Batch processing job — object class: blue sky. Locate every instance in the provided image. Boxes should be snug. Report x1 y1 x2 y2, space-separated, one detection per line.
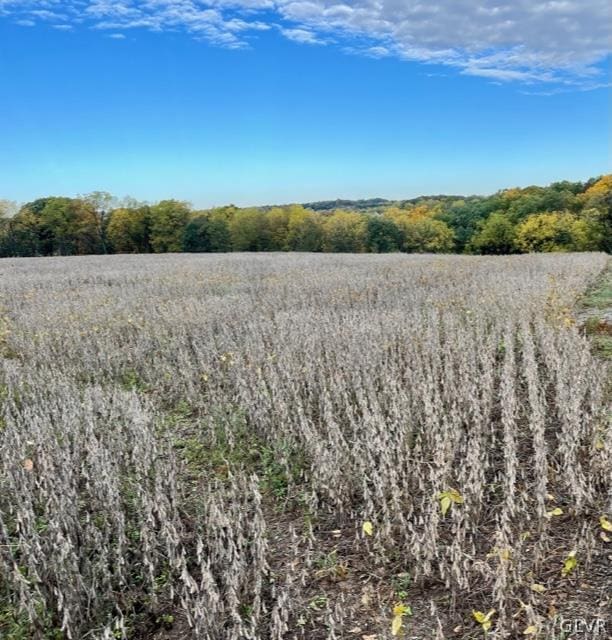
0 1 610 208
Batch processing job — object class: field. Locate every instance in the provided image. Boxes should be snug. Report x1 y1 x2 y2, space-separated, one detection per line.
0 252 610 640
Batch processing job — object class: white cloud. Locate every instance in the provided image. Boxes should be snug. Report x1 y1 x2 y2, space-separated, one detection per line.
280 26 323 44
28 9 67 21
363 46 390 58
0 1 610 87
274 1 611 86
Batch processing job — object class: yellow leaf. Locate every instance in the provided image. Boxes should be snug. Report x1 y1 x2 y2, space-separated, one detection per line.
530 583 546 593
473 609 494 623
439 488 464 516
393 603 409 617
546 507 564 517
362 521 373 536
594 438 604 450
561 552 577 576
448 488 464 504
600 516 612 532
391 614 403 636
600 532 611 543
524 625 538 635
473 609 495 631
439 495 452 516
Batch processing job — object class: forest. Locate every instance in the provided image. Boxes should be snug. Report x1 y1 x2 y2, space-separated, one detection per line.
0 174 610 258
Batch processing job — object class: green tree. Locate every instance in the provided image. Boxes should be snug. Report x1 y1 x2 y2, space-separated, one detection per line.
364 216 402 252
107 206 151 253
149 200 191 253
286 206 324 251
182 214 231 252
580 175 612 252
435 197 499 252
207 210 233 252
81 191 117 253
228 208 270 251
0 201 22 256
8 197 102 256
501 186 579 222
470 213 517 254
403 217 455 253
386 207 455 253
322 211 366 252
265 207 290 251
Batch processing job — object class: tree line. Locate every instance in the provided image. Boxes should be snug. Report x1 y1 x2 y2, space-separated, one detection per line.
0 175 610 258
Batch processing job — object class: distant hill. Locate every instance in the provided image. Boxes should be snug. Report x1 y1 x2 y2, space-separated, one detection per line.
300 194 475 214
302 198 391 212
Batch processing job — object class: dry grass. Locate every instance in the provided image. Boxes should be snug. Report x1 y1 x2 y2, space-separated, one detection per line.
0 252 610 639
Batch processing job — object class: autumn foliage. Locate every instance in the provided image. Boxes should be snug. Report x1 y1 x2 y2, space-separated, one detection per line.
0 175 610 257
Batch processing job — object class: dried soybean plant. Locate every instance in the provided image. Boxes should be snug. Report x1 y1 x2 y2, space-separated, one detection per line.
0 252 609 639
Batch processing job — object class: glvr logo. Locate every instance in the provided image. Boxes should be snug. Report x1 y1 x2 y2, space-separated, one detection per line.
557 618 607 636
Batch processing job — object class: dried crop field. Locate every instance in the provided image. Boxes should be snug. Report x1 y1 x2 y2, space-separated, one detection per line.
0 252 610 640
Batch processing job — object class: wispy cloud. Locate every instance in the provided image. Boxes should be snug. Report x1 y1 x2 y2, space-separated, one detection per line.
2 1 610 88
280 27 324 45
